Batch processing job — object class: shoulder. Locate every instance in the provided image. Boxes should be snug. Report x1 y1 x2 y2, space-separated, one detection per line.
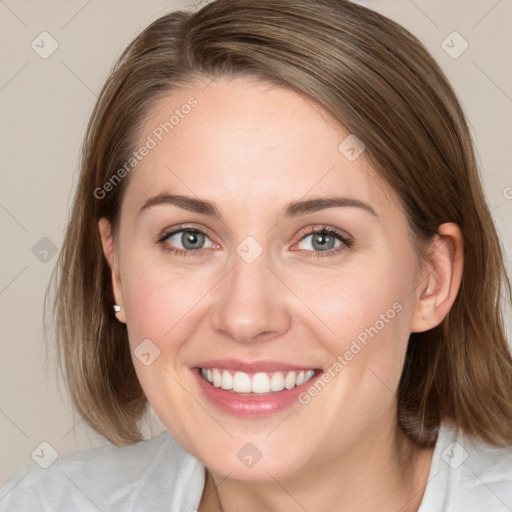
0 430 205 512
420 421 512 511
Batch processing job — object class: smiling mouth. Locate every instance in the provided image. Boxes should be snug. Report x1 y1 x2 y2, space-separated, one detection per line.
198 368 318 394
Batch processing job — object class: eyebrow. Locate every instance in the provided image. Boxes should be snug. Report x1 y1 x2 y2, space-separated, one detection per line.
138 193 378 218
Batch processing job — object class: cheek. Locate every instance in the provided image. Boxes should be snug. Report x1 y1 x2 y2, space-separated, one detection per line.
120 259 211 349
119 262 207 420
293 257 416 398
298 263 412 347
286 270 414 453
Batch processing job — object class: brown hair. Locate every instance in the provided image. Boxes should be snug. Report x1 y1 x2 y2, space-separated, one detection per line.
47 0 512 447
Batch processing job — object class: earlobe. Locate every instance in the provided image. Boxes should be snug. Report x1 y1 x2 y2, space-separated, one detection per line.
410 223 464 333
98 218 126 323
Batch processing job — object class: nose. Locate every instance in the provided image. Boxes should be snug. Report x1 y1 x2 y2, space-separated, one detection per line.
210 248 292 344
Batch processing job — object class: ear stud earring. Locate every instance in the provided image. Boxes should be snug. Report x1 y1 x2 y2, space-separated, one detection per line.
113 304 122 313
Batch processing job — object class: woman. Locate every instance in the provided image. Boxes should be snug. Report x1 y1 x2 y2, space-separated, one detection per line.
1 0 511 510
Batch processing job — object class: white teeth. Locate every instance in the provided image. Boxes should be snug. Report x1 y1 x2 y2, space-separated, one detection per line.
212 368 222 387
201 368 316 394
284 371 296 390
251 372 270 393
233 371 252 393
220 370 233 390
270 372 285 392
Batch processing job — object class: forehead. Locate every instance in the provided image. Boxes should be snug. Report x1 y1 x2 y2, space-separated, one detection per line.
122 77 400 219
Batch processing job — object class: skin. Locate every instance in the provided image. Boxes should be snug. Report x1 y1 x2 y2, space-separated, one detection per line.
99 77 463 511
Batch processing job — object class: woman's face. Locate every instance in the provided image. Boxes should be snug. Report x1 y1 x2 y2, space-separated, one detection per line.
104 77 427 480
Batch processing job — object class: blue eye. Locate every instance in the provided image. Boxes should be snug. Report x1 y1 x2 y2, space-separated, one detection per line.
159 228 216 257
158 225 352 259
296 227 352 258
168 230 209 250
299 231 339 251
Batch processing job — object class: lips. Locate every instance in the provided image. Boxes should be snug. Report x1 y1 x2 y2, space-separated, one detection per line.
192 359 322 417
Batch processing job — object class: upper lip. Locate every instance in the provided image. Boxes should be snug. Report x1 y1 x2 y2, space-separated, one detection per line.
194 359 319 373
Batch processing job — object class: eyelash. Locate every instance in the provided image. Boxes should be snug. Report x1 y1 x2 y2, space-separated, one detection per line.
157 225 353 259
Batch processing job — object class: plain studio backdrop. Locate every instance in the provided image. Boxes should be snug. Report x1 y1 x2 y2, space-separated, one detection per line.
0 0 511 486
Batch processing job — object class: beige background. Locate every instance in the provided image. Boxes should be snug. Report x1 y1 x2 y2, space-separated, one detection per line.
0 0 511 486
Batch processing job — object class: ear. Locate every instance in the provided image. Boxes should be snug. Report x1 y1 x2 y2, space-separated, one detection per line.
98 218 126 323
410 222 464 333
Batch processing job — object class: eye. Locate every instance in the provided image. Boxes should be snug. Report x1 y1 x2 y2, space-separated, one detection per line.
157 225 352 258
158 227 216 256
295 226 352 257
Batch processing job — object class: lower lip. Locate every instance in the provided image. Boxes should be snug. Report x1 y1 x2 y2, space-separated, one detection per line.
193 369 321 417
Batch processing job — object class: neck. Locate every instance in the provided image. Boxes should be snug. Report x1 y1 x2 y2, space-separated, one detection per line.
199 422 434 512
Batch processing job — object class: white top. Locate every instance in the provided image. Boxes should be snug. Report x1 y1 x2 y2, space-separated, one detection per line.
1 421 511 511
